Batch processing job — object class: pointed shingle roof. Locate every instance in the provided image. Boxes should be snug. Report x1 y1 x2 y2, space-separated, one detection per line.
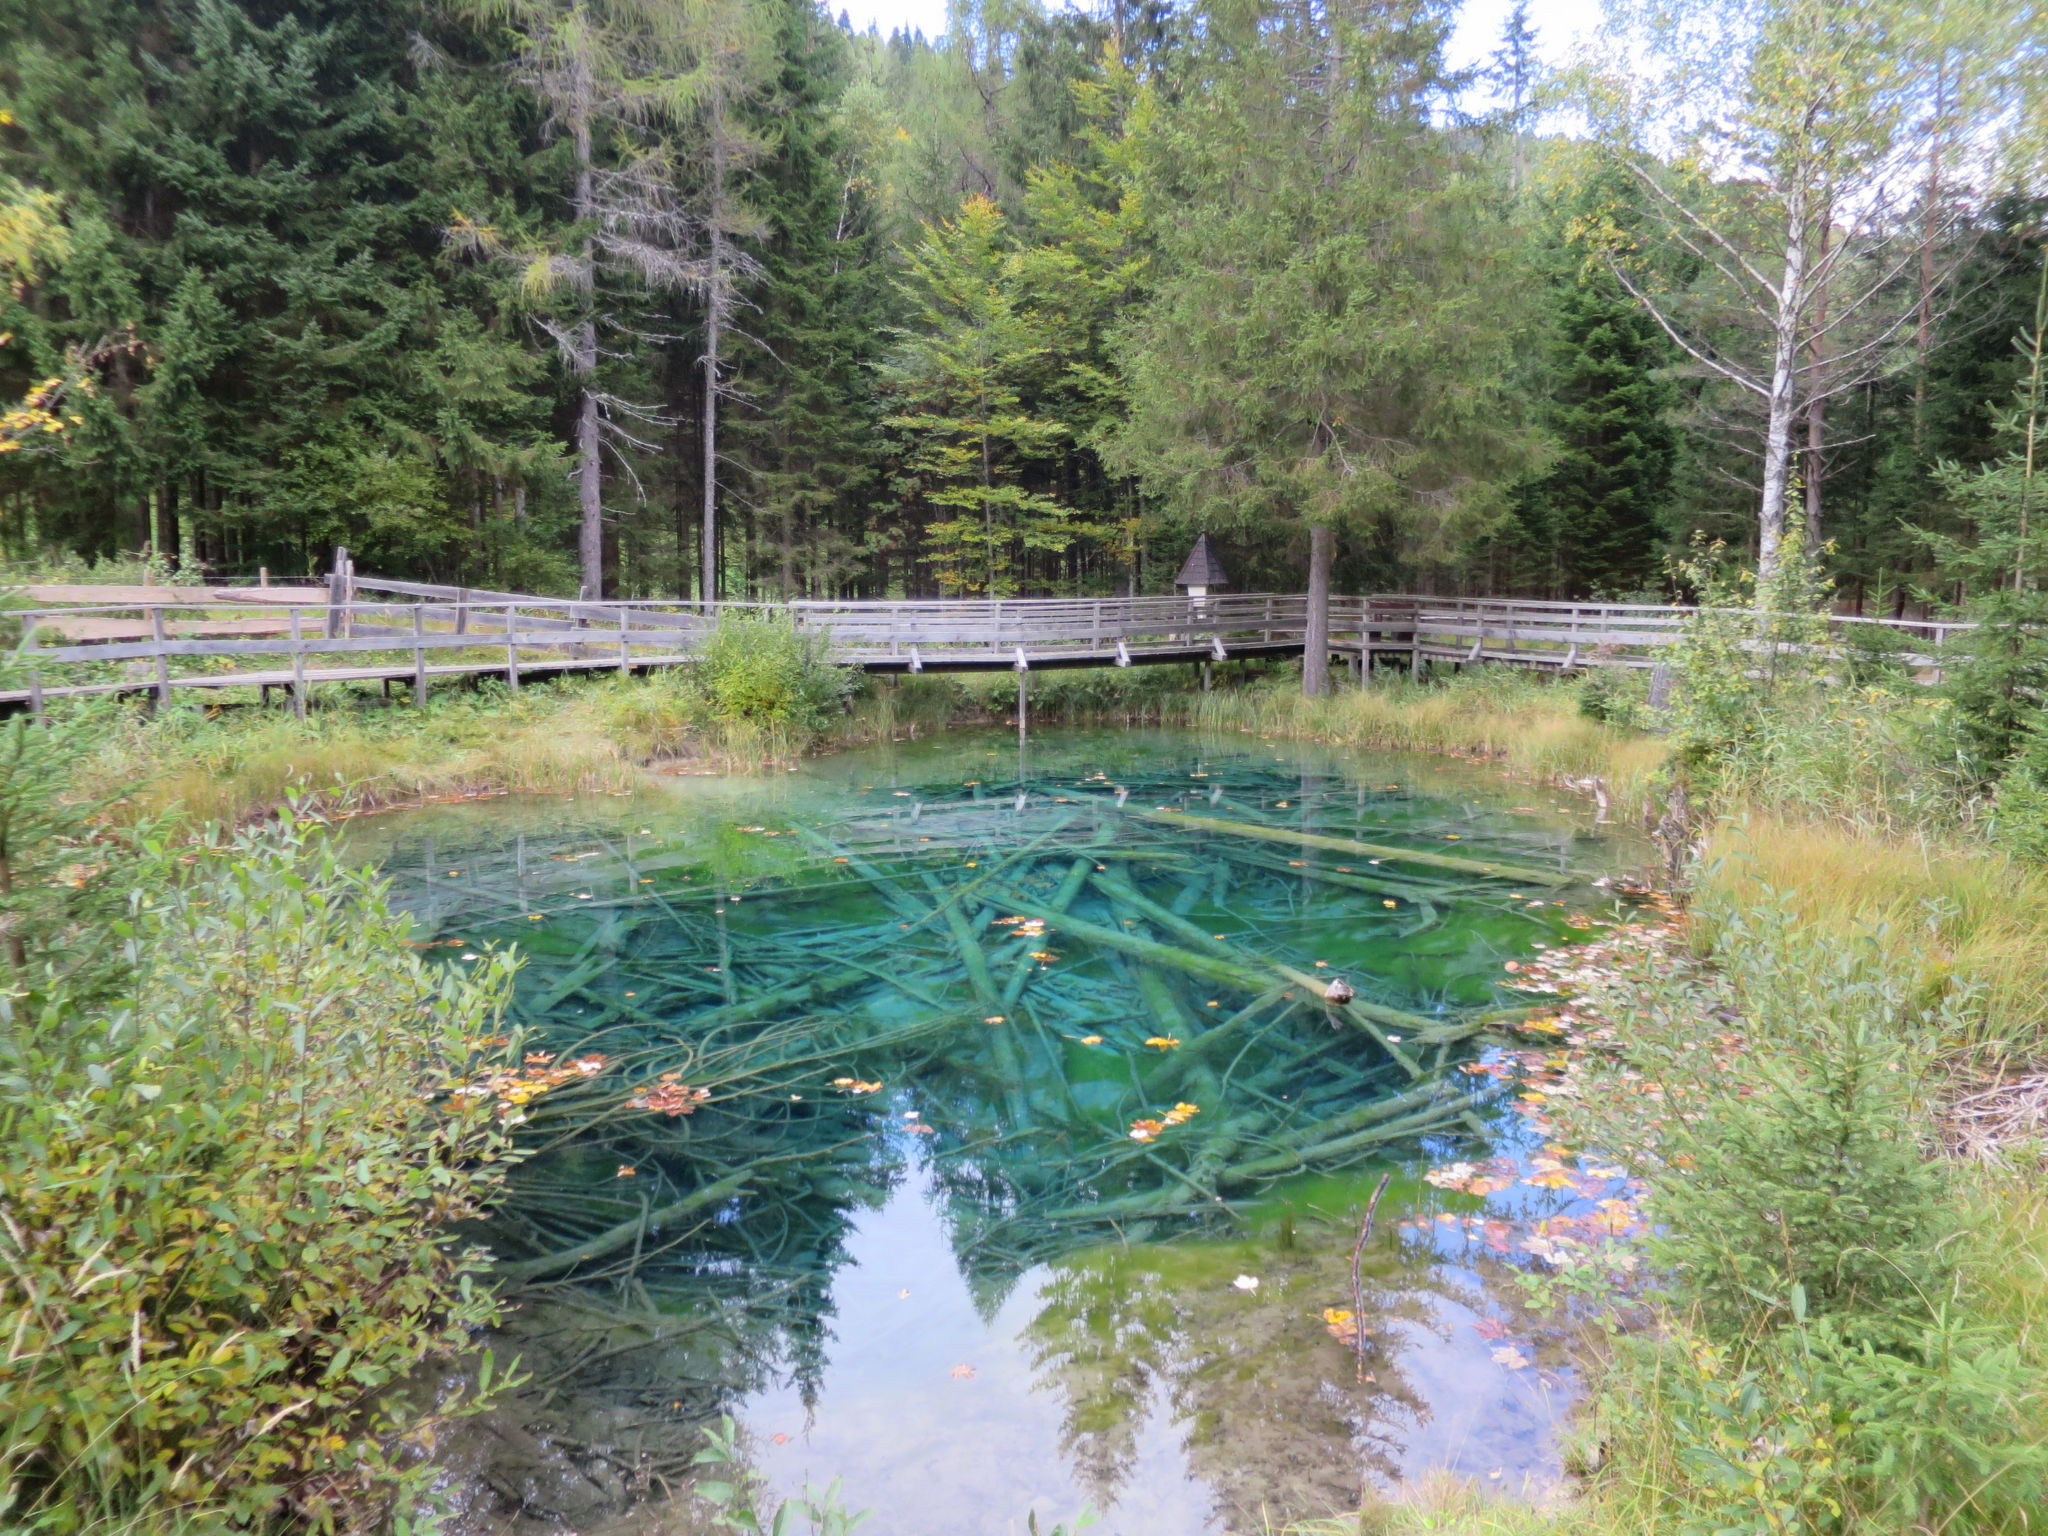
1174 533 1231 589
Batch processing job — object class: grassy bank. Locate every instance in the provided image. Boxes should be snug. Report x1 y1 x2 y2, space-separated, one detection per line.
1159 669 1671 822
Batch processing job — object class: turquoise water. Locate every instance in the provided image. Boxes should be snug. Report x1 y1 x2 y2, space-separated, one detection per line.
352 729 1643 1534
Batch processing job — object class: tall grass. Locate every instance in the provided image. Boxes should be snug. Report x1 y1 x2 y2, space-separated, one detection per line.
1162 671 1670 821
1697 815 2048 1057
84 683 642 826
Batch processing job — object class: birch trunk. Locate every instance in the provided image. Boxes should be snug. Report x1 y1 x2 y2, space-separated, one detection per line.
1757 193 1809 589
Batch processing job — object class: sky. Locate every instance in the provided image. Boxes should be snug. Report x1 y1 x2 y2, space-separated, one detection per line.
825 0 1608 84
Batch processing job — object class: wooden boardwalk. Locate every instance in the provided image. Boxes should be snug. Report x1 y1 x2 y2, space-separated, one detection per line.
0 558 1966 713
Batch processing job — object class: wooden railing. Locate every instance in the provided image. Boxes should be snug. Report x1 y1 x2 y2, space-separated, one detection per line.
0 555 1972 712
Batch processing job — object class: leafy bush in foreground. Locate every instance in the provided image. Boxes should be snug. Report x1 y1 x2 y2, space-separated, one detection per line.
0 789 519 1532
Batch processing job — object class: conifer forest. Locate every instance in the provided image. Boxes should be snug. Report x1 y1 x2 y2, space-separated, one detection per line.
3 0 2040 609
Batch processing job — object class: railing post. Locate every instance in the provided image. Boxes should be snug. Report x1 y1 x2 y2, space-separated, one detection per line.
28 668 44 720
149 607 171 710
289 607 308 718
455 588 470 636
324 547 347 639
504 604 520 690
618 607 631 675
411 604 428 707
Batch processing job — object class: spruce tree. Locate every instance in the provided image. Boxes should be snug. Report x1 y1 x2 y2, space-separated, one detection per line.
729 0 890 598
1519 179 1679 598
1106 0 1535 692
880 194 1073 596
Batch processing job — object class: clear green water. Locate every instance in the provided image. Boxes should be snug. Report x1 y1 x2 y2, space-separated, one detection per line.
351 729 1644 1535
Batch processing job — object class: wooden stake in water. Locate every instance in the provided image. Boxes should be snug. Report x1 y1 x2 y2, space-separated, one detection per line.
1349 1172 1392 1385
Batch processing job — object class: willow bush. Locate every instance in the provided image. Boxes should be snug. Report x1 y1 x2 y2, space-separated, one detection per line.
0 722 521 1534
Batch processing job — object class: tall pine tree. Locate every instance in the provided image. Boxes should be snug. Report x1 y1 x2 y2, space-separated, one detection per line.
1107 0 1536 691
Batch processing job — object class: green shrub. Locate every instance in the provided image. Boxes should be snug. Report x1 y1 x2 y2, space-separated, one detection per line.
1617 1304 2048 1534
1601 896 1953 1333
1665 538 1833 785
0 802 518 1533
610 615 854 761
1551 899 2048 1533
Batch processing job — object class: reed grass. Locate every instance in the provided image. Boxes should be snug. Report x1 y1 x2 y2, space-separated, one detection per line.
1961 1172 2048 1411
1282 1470 1632 1535
83 683 642 825
1160 672 1670 821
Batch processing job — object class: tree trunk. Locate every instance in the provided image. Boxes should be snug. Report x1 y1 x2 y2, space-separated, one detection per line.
700 281 721 604
576 345 603 598
1303 521 1334 697
162 481 181 572
1803 394 1825 551
1757 203 1809 590
570 55 602 601
1803 214 1833 553
700 106 728 607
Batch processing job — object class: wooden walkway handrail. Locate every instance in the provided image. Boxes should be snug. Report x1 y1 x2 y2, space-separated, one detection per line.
0 548 1975 713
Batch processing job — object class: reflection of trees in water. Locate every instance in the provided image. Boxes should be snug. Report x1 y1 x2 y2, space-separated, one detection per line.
1020 1232 1488 1528
382 740 1609 1532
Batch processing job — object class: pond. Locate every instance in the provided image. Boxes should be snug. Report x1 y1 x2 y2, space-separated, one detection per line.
349 728 1650 1535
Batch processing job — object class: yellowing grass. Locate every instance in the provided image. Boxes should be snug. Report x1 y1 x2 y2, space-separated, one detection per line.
1697 813 2048 1053
88 686 641 826
1167 675 1670 821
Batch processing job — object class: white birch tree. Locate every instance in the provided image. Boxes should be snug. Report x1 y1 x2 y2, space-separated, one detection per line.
1577 0 2032 586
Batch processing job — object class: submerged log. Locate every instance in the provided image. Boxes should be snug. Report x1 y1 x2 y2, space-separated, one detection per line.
492 1169 752 1283
1087 868 1452 1038
1134 810 1575 886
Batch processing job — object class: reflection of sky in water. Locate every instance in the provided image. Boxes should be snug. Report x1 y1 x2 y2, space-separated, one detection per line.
740 1151 1572 1534
742 1160 1215 1536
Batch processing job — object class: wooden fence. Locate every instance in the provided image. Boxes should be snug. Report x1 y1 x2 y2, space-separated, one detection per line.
0 552 1971 713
